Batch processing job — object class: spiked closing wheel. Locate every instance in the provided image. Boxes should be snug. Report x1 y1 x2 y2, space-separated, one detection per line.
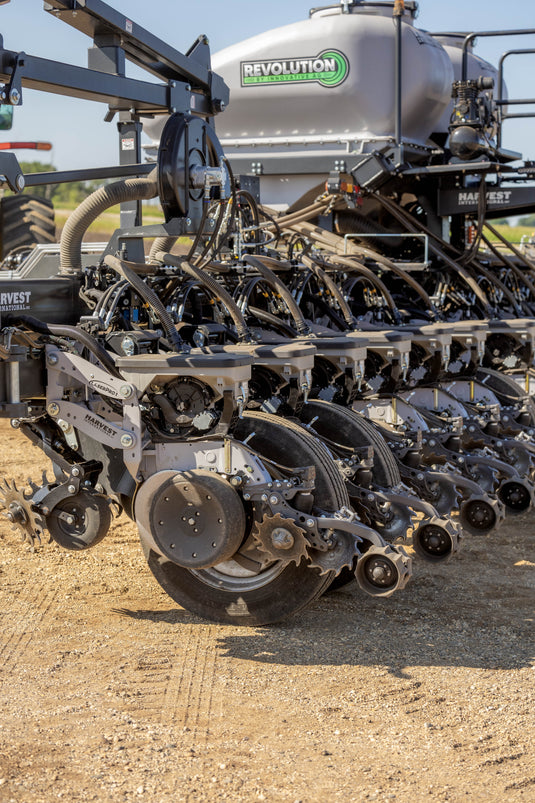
0 478 45 550
251 513 308 566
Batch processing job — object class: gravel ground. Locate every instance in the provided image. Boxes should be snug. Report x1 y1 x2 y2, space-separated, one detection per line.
0 420 534 803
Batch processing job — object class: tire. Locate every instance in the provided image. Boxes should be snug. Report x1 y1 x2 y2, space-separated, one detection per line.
298 399 401 487
142 412 348 625
297 400 402 592
0 195 56 259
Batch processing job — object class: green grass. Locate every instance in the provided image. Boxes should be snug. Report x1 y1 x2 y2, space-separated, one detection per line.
484 224 534 245
55 204 164 236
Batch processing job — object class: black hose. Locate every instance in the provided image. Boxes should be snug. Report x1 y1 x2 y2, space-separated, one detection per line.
13 315 122 378
60 169 158 274
243 255 311 336
155 251 253 343
104 255 184 352
303 256 357 329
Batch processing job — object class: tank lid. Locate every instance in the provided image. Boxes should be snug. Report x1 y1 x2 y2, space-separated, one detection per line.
310 1 418 19
430 32 476 50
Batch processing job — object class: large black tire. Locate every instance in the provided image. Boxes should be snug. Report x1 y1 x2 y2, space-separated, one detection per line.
298 399 401 487
142 412 349 625
297 400 402 592
0 195 56 259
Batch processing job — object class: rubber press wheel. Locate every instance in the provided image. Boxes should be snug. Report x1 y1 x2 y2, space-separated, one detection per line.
298 399 401 487
141 411 348 626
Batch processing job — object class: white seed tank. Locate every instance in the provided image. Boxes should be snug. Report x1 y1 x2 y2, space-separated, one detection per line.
212 3 453 150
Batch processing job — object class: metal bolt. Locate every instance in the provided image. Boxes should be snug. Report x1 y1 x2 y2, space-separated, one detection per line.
269 494 279 505
47 353 59 366
230 476 241 486
65 515 75 526
58 420 71 432
367 494 375 502
71 467 81 477
271 527 294 550
305 518 315 528
186 218 192 226
9 88 20 105
15 174 25 192
10 419 20 429
67 485 76 494
41 507 49 516
120 433 134 448
48 403 60 416
120 384 133 399
261 494 268 502
243 493 251 501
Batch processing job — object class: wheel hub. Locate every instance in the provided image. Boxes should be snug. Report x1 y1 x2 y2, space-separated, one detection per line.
135 469 246 569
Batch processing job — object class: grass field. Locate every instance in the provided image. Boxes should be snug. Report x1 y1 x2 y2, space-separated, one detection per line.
485 224 534 244
55 203 164 237
53 203 535 248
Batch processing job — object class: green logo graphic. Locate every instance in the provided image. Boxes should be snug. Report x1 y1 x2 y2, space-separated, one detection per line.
241 50 349 89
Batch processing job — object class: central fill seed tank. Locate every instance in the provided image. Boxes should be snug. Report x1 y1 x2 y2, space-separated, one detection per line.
212 2 454 149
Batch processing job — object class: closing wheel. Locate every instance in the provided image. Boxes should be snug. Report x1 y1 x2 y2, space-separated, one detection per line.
497 479 533 513
459 495 500 536
46 491 112 551
354 545 411 598
141 412 349 625
412 518 459 562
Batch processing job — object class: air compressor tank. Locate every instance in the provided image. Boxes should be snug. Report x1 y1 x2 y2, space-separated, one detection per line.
430 33 502 140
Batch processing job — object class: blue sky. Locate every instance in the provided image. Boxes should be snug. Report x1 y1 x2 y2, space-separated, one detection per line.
1 0 535 170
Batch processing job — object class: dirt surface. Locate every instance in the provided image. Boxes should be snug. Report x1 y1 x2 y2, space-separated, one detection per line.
0 419 534 803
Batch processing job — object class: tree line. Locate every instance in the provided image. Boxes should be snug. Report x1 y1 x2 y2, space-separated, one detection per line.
8 160 103 206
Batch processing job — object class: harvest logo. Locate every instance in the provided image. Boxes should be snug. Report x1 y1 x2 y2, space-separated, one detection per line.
241 50 349 88
0 290 31 311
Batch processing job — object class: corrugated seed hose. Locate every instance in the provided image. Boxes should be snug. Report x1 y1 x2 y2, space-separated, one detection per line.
60 169 158 274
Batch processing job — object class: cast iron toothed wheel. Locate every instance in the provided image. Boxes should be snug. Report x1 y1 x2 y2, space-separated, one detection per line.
412 521 455 562
460 497 497 535
142 412 349 626
497 480 532 513
354 546 410 597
